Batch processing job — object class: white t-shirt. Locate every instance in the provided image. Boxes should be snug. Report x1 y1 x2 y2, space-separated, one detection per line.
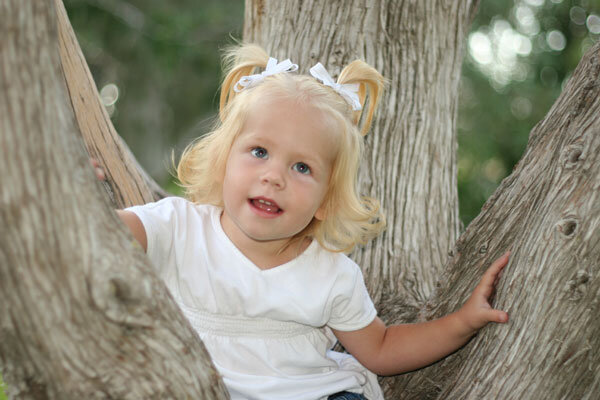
127 197 383 400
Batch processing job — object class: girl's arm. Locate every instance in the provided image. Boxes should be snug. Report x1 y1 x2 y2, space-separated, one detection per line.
116 210 147 252
332 252 510 376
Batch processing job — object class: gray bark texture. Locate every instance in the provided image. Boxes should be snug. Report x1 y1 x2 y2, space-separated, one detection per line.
245 0 600 399
0 2 228 398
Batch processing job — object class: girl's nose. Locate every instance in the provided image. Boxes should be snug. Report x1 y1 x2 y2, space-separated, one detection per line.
260 165 286 189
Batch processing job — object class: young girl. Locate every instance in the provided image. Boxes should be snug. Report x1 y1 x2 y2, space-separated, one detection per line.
114 44 510 400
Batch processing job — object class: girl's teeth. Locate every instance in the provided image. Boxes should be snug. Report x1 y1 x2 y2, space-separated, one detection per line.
252 199 280 213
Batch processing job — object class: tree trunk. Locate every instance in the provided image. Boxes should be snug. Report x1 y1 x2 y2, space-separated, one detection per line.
0 2 228 398
245 0 600 398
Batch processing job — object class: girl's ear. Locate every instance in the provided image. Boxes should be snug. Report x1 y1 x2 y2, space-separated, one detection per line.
314 204 326 221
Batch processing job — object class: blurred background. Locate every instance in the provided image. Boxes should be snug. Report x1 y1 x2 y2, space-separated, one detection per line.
0 1 599 396
62 0 599 226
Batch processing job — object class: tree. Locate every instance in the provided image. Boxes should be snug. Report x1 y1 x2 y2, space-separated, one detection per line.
1 1 599 399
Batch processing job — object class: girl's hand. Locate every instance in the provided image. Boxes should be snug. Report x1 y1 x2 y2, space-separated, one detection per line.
457 251 510 334
90 158 106 181
332 251 511 375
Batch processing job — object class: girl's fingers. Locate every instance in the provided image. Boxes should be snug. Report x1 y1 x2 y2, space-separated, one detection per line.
95 167 106 181
89 158 106 181
490 309 509 323
489 251 510 273
480 251 510 288
474 251 510 300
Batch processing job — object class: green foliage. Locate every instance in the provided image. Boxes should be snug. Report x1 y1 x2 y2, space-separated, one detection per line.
0 374 6 400
459 0 600 224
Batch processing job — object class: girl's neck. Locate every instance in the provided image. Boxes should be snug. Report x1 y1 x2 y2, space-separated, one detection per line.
219 212 311 270
241 239 311 270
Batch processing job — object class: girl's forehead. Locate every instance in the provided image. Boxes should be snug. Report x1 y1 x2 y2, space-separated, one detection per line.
245 97 337 133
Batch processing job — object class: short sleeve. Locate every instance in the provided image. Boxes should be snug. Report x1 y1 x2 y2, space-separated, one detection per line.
327 262 377 331
125 197 183 273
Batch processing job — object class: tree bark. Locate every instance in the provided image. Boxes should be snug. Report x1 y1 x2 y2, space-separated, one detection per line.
0 2 228 398
245 0 600 398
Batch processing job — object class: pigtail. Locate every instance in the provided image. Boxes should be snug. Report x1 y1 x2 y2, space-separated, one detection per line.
219 44 270 120
337 60 385 136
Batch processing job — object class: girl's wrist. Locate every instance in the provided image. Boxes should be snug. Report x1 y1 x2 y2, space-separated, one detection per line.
451 308 479 340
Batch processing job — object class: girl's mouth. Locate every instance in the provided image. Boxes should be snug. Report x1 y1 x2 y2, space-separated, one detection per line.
249 198 283 215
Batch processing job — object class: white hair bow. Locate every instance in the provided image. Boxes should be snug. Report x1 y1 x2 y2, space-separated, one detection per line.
234 57 298 92
309 63 362 111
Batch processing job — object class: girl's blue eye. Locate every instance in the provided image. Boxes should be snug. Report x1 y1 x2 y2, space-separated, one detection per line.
251 147 268 159
293 162 311 175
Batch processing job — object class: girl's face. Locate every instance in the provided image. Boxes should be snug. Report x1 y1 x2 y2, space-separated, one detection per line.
220 98 338 251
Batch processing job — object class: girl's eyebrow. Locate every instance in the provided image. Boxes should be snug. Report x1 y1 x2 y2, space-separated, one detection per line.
241 132 273 145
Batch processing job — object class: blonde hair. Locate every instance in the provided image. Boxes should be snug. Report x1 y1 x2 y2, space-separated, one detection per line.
177 43 386 253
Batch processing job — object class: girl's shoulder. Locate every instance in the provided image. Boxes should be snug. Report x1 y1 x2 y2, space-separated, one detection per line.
126 197 221 232
134 196 218 215
309 242 364 279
